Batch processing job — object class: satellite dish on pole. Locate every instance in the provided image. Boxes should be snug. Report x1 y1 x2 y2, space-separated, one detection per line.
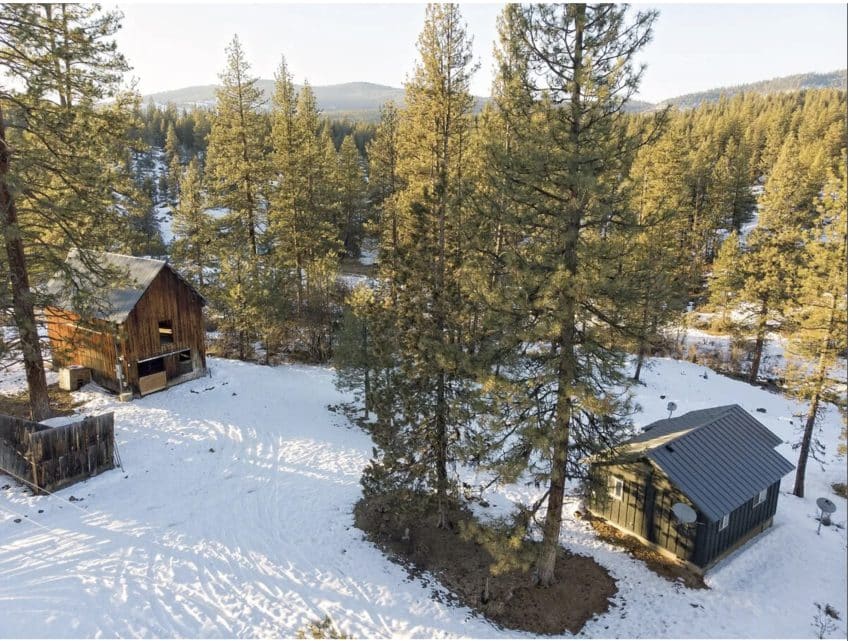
816 497 837 533
666 401 678 419
672 502 697 525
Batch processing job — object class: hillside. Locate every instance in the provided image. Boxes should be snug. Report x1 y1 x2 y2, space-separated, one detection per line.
145 80 405 117
143 70 847 118
655 69 848 111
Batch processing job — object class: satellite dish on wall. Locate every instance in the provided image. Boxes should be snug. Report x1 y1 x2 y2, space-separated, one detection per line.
666 401 678 419
672 502 697 524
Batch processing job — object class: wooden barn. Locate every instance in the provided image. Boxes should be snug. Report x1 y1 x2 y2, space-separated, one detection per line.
44 250 207 397
587 405 795 573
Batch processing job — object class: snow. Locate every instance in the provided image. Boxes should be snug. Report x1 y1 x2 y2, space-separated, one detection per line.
0 355 846 637
358 238 379 266
0 326 58 395
157 204 174 245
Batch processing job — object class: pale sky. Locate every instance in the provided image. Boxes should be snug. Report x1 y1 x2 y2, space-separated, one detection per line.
113 3 848 102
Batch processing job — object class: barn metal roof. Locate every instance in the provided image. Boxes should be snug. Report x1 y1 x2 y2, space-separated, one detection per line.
44 250 202 323
613 405 795 523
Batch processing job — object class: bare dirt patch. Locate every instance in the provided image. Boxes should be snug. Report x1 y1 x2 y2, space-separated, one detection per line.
582 511 707 590
354 493 617 635
0 384 80 420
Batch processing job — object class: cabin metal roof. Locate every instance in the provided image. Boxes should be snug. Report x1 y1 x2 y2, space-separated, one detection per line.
609 404 795 523
44 250 203 323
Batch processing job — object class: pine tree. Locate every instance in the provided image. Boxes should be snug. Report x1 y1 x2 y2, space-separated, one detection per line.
625 129 691 382
206 35 268 260
480 3 659 586
165 123 182 202
741 136 817 383
367 101 402 281
786 166 847 497
205 35 269 358
335 135 367 257
707 231 744 329
363 3 479 529
171 159 212 288
0 3 136 419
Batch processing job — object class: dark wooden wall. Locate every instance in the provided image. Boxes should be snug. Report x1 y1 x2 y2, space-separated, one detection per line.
590 461 781 569
589 462 698 564
123 266 206 389
692 480 780 567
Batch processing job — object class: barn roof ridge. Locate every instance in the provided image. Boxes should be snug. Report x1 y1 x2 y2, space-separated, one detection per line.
45 250 203 323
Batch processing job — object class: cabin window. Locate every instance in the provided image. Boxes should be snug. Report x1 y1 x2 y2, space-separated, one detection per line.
610 476 624 501
719 513 729 531
158 320 174 345
753 488 767 508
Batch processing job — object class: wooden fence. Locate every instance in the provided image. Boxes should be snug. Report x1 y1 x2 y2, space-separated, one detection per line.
0 412 115 493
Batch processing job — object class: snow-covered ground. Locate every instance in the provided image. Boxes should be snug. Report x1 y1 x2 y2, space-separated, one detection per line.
0 356 846 638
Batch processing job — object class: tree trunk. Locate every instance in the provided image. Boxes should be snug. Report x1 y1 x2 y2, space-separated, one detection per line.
362 322 370 419
435 369 449 529
0 102 52 421
535 3 584 588
793 298 836 497
748 297 769 384
633 296 650 382
793 391 820 499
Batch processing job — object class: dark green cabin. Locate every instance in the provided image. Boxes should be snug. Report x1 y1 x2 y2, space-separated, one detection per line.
587 405 795 572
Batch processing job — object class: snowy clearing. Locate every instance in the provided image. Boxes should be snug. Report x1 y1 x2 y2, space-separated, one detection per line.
0 356 846 638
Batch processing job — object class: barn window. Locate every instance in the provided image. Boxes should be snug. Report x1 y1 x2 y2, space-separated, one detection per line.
158 320 174 345
719 513 729 531
753 488 767 507
610 476 624 500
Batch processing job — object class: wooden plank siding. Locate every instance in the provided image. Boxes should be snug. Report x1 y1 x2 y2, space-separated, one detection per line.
44 308 121 392
692 480 780 568
44 263 206 396
0 413 115 493
589 461 782 570
122 266 206 390
588 462 700 565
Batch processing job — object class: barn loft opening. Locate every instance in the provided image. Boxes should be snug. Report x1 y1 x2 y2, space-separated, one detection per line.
158 320 174 345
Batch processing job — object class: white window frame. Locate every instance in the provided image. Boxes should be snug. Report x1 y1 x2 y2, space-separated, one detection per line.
719 513 729 531
753 488 767 508
610 476 624 501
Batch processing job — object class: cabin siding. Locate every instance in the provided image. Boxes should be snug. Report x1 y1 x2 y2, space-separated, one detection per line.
590 462 782 570
692 480 780 567
588 462 699 563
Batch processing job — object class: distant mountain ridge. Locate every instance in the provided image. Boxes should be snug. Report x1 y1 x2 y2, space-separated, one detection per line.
146 81 406 119
143 69 847 118
652 69 847 111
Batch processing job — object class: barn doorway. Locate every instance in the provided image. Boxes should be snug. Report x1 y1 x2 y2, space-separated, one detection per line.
137 355 167 395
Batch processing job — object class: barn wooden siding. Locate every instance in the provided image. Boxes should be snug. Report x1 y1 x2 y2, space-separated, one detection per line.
44 308 121 392
0 413 115 493
123 266 206 387
45 264 206 395
692 479 780 567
